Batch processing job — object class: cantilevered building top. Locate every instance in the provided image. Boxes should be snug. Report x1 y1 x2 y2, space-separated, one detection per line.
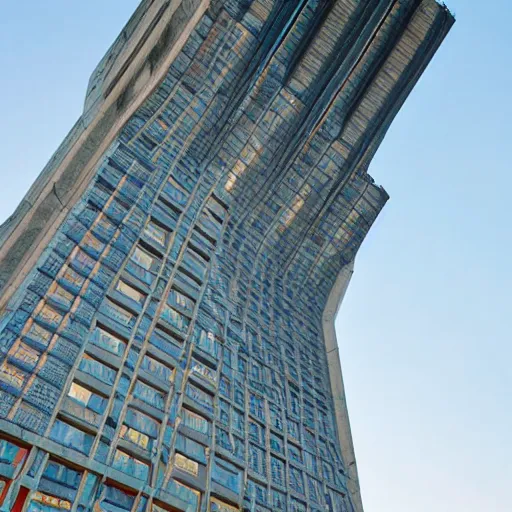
0 1 452 511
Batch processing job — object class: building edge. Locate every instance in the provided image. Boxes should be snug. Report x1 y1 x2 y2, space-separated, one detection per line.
322 260 363 512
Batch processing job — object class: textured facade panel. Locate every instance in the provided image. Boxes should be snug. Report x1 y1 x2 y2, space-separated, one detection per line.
0 1 453 511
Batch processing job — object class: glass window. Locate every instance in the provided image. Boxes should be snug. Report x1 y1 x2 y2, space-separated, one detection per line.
161 305 190 332
185 383 214 413
196 329 218 356
68 382 106 414
249 444 266 476
190 359 217 385
166 480 200 511
182 409 209 435
131 247 154 271
271 456 285 486
50 420 94 455
112 449 149 482
144 222 167 246
116 281 145 304
103 300 135 327
120 425 150 450
79 354 116 385
290 467 304 495
248 421 263 444
288 444 303 464
92 327 126 356
249 393 265 420
270 434 284 454
174 453 199 476
140 355 173 383
219 375 231 398
133 381 165 410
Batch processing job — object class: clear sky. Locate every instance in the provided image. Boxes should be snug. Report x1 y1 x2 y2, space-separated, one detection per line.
0 1 510 511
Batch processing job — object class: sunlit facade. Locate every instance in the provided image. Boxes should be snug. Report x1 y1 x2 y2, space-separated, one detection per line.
0 1 452 511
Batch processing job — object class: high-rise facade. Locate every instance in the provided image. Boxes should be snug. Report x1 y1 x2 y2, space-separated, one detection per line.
0 1 453 511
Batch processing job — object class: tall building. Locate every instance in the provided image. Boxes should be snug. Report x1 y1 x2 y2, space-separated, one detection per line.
0 1 453 511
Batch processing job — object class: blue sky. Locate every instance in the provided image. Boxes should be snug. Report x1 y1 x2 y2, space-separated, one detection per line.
0 1 510 511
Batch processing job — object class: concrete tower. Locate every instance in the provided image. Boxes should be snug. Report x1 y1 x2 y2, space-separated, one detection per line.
0 1 453 511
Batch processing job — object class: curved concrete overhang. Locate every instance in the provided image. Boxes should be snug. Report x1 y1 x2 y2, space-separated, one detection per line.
322 260 362 510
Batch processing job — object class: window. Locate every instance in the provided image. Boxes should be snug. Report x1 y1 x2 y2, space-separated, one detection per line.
133 381 165 410
251 362 261 381
0 438 28 501
308 477 322 503
234 437 244 459
36 304 63 329
270 434 284 454
246 478 267 506
174 453 199 476
195 329 219 357
269 403 283 431
248 421 264 444
144 222 167 246
322 461 334 483
120 425 150 450
304 429 316 451
271 456 285 486
289 467 304 495
218 400 230 427
103 300 134 327
131 247 154 271
182 409 209 435
289 390 300 416
161 305 189 332
50 420 94 455
304 451 318 473
79 354 116 385
186 383 214 413
272 490 286 511
48 284 74 310
116 281 145 304
31 461 83 510
232 409 244 433
165 177 189 206
168 288 195 315
190 359 217 385
216 427 232 452
304 401 315 428
96 484 136 512
290 498 307 512
167 480 200 511
234 388 244 407
219 376 231 398
249 393 265 420
123 408 159 446
210 498 238 512
23 322 52 349
9 342 40 371
223 347 232 368
68 382 107 414
212 458 242 494
113 449 149 482
140 355 173 383
288 444 302 464
249 444 266 476
92 326 126 356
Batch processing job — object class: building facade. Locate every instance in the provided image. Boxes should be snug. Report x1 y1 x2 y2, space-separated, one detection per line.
0 1 453 511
